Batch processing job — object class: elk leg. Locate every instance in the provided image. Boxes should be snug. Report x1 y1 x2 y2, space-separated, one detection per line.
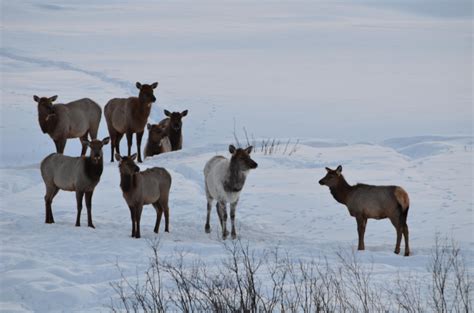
75 191 84 227
54 139 66 154
129 206 136 237
136 131 144 163
390 216 402 254
134 206 143 238
80 133 89 156
85 191 95 228
115 133 124 156
54 140 61 153
126 131 133 156
230 201 238 239
152 202 163 233
158 196 170 233
356 216 366 250
217 202 228 239
44 186 59 224
205 200 212 233
58 139 67 154
110 132 116 162
403 224 410 256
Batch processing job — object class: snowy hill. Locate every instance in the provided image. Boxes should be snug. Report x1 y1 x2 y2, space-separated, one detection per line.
1 137 473 311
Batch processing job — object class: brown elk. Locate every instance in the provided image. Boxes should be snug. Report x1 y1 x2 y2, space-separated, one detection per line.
319 165 410 256
115 153 172 238
34 95 101 155
105 82 158 163
40 137 110 228
157 109 188 151
144 123 171 158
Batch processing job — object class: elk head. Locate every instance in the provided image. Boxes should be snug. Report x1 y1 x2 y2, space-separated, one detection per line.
82 137 110 164
164 109 188 131
147 123 168 143
136 82 158 106
229 145 258 170
115 153 140 175
319 165 343 187
34 95 58 133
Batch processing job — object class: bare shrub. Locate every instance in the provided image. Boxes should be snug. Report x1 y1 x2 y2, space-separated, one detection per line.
110 236 471 313
232 123 299 156
428 235 472 313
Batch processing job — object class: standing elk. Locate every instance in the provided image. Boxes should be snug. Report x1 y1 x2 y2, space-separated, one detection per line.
144 123 171 158
34 95 101 155
204 145 258 239
115 153 172 238
105 82 158 163
157 109 188 151
40 137 110 228
319 165 410 256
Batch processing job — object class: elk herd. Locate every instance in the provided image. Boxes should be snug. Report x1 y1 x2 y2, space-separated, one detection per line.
35 82 411 256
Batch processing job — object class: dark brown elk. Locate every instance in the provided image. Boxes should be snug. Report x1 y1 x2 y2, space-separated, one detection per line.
157 109 188 151
115 153 172 238
40 137 110 228
34 95 101 155
319 165 410 256
144 123 171 158
105 82 158 163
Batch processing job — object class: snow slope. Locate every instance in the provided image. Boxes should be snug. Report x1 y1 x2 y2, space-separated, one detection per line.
1 137 473 312
1 0 472 312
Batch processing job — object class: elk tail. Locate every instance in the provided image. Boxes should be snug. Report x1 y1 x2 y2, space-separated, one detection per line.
395 187 410 227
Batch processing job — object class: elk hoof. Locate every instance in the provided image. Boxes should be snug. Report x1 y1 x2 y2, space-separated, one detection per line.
88 224 95 229
231 232 237 240
75 223 80 227
205 225 211 233
394 248 400 254
404 251 410 257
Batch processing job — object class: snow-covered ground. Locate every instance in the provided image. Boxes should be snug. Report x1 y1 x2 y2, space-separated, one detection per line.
1 0 472 312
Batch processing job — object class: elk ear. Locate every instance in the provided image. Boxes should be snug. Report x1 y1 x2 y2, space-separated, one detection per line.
164 110 171 117
181 110 188 117
136 82 142 89
33 95 40 102
244 146 253 154
336 165 342 175
102 137 110 145
130 153 138 161
325 167 331 172
49 95 58 102
229 145 236 154
151 82 158 89
115 153 122 162
147 123 152 130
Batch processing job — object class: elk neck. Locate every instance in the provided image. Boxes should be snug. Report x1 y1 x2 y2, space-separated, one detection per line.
84 157 104 182
120 172 137 193
167 126 181 150
38 107 58 134
223 158 247 193
329 176 353 205
131 98 152 123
